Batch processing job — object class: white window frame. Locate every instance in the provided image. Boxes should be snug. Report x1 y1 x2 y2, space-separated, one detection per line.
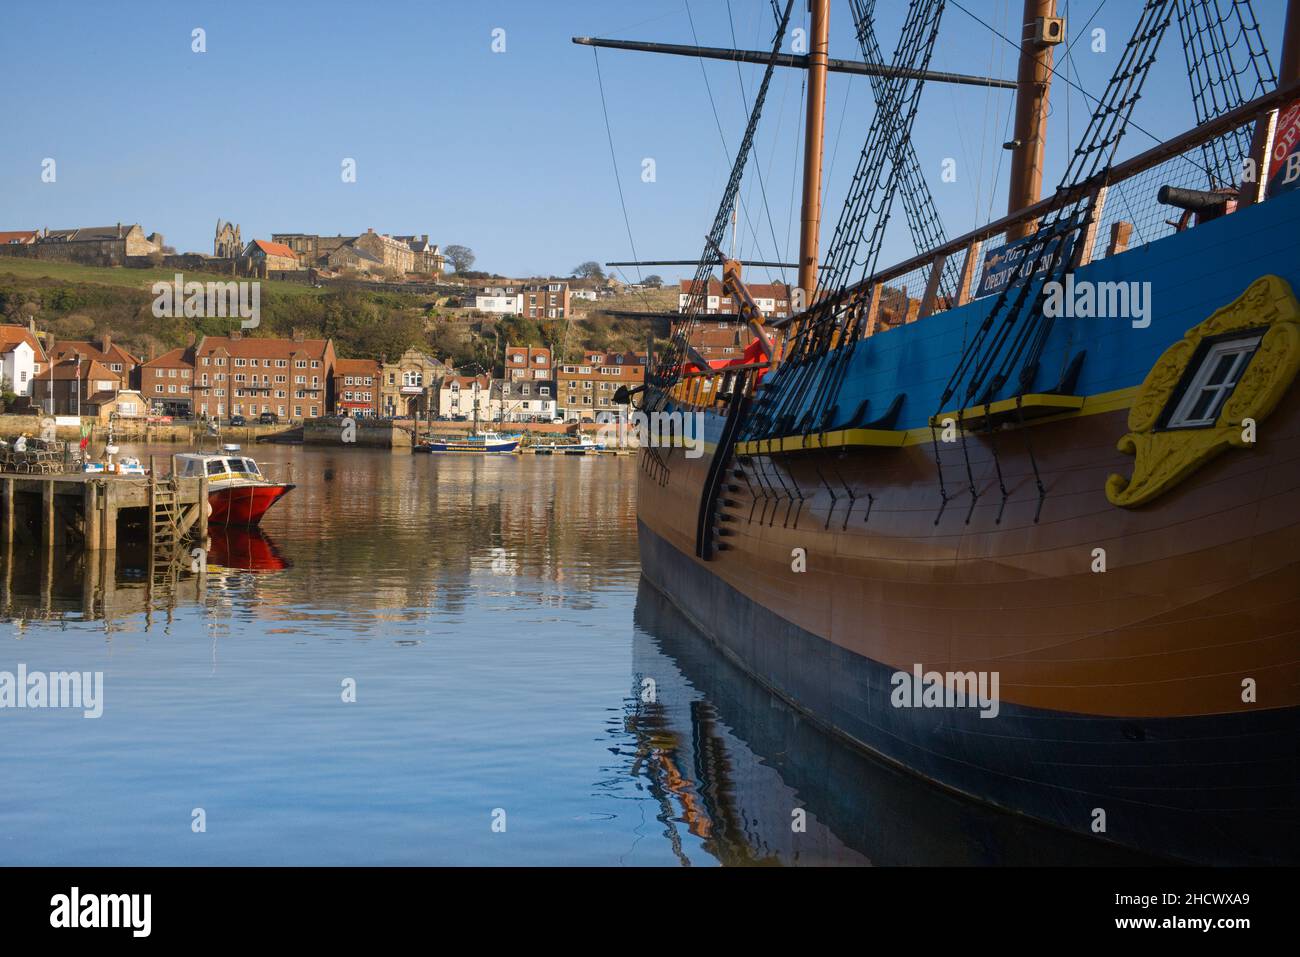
1166 334 1262 429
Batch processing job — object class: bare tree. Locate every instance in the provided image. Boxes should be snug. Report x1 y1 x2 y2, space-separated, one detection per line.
444 245 476 274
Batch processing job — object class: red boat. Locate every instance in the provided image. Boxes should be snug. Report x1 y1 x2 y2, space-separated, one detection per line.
176 453 294 526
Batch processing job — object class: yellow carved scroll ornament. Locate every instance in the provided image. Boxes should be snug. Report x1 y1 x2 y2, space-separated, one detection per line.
1107 274 1300 507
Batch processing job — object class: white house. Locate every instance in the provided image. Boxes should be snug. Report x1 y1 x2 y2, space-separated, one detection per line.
437 375 492 419
0 323 46 397
1 340 35 397
493 378 556 423
473 290 523 315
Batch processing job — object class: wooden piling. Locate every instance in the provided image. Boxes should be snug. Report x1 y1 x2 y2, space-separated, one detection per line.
2 477 12 544
84 481 101 551
198 473 209 542
41 481 55 550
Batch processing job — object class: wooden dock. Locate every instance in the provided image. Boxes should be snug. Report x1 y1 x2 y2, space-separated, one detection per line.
0 457 209 551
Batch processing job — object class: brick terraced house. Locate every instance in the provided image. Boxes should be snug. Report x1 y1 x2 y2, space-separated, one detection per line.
192 332 335 422
334 358 381 418
140 347 196 417
556 350 647 422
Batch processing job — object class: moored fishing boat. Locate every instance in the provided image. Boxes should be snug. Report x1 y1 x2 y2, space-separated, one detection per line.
415 429 522 454
531 435 605 455
601 0 1300 863
175 452 294 525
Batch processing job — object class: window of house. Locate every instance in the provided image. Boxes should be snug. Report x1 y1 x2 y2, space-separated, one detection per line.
1165 335 1262 429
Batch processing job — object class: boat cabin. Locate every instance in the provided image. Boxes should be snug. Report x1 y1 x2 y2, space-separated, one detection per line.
176 453 265 483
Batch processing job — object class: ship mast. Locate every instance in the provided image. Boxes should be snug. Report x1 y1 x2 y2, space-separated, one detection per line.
1284 0 1299 83
798 0 831 300
1006 0 1061 239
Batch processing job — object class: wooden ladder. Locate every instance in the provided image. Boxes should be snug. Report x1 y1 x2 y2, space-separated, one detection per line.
149 478 181 554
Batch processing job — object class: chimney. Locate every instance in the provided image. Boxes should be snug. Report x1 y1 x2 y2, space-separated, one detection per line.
422 234 428 243
231 330 242 341
102 332 111 355
116 222 122 238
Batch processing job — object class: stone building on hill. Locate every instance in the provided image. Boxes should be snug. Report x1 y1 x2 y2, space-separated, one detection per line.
214 219 242 258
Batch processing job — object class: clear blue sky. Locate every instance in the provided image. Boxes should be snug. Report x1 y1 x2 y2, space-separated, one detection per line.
0 1 1288 285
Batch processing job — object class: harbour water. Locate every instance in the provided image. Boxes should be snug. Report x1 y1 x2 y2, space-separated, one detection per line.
0 446 1151 865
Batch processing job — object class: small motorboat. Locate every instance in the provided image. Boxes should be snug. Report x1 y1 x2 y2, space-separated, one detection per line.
531 435 606 455
415 429 522 454
82 455 146 476
175 452 294 525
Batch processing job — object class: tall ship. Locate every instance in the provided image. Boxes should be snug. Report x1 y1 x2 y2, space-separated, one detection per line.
594 0 1300 863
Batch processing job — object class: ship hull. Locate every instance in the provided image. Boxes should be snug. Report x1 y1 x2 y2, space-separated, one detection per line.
416 439 520 453
637 192 1300 864
639 517 1298 864
208 483 294 526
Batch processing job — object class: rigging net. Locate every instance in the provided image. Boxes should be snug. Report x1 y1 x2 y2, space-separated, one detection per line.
745 0 948 443
648 0 795 396
1176 0 1277 187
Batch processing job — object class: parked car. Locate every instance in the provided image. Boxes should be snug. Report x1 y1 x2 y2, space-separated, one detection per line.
258 412 279 425
229 414 246 427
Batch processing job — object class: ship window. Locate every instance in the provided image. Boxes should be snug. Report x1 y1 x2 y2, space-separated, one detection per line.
1165 334 1262 429
206 460 227 476
225 459 245 473
242 459 261 475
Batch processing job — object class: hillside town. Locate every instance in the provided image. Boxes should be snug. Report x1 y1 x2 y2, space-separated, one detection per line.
0 218 806 429
0 317 651 426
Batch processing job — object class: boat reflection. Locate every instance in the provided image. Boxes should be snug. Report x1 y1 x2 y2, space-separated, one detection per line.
206 527 290 572
629 579 1158 866
0 527 289 626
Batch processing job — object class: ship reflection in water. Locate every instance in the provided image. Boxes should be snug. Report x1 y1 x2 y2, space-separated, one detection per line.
0 446 1162 865
629 580 1156 866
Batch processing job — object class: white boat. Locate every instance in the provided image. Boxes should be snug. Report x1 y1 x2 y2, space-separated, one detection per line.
415 430 522 454
531 435 606 455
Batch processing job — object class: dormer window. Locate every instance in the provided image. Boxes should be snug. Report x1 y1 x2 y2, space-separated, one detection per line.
1165 334 1262 429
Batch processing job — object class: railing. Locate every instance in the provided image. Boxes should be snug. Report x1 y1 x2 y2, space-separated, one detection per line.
768 81 1300 333
663 82 1299 410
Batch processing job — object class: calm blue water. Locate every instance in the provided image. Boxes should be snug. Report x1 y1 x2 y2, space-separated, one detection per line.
0 445 1145 865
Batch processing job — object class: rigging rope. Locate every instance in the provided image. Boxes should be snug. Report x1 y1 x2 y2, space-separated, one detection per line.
930 0 1178 519
649 0 796 396
745 0 948 444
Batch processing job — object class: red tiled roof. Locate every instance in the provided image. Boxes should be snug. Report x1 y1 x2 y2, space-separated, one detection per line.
678 278 792 299
142 347 194 369
0 230 38 245
0 324 46 360
36 358 119 382
196 335 331 361
53 340 141 367
335 358 379 375
249 239 299 260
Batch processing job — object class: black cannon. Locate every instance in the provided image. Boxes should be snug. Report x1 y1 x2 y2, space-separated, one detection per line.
1157 185 1237 228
